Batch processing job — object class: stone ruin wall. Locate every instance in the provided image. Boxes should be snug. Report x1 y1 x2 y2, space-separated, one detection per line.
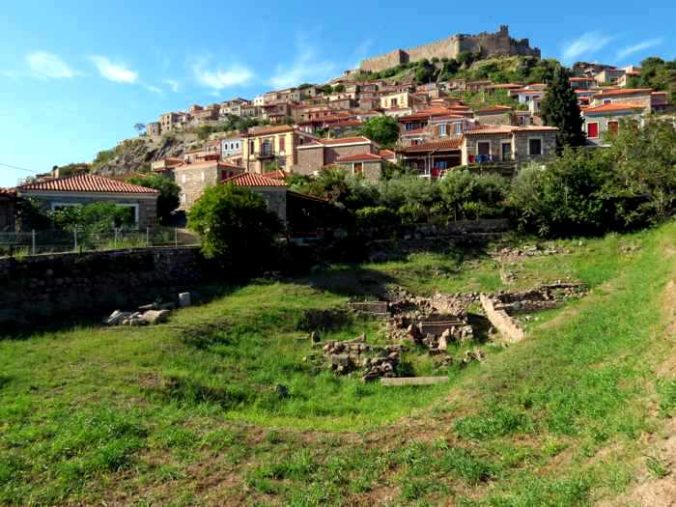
359 26 540 73
359 49 409 73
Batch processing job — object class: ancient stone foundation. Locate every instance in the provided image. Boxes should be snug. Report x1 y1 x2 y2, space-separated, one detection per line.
0 246 206 330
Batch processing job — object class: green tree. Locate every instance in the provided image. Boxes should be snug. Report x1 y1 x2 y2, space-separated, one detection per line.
540 66 586 150
129 174 181 225
440 170 508 221
52 202 135 234
358 116 400 147
188 184 282 273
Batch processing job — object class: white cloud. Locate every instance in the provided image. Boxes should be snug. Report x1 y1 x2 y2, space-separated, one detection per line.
163 78 180 92
269 38 337 89
144 84 163 94
561 32 612 63
26 51 75 79
192 60 254 90
616 39 662 60
89 55 138 83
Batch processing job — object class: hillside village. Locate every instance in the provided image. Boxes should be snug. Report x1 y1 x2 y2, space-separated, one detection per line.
1 15 675 506
0 25 672 233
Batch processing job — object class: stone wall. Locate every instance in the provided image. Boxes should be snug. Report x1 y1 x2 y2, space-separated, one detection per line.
0 246 206 330
359 26 540 73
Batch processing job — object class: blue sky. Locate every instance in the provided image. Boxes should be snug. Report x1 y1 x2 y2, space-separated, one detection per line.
0 0 673 186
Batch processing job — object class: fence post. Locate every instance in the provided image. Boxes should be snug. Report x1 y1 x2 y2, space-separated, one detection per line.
146 227 150 247
114 227 118 249
174 227 178 247
73 229 78 251
31 229 36 256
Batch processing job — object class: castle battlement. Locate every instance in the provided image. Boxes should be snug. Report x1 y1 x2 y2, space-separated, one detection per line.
359 25 540 73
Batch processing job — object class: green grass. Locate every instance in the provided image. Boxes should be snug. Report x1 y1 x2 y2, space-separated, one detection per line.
0 222 674 505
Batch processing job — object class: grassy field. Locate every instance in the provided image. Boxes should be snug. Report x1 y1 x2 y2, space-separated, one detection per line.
0 222 674 505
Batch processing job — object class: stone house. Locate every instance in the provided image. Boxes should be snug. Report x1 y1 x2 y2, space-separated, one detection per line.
580 103 644 146
17 173 159 229
461 125 558 165
509 84 547 115
145 122 161 137
474 105 514 126
294 136 381 176
333 152 385 182
224 172 289 222
591 88 653 112
174 160 244 210
242 125 317 174
0 188 17 231
595 68 625 85
398 138 464 178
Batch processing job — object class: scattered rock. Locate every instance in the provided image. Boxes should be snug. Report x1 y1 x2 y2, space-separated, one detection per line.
141 309 171 325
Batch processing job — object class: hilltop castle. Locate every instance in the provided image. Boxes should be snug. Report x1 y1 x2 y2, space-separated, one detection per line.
359 25 540 73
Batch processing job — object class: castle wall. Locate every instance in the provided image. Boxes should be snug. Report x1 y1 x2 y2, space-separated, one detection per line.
359 26 540 74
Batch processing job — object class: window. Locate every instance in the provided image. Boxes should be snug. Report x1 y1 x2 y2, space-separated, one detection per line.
279 136 285 153
433 160 448 169
477 141 490 156
353 162 363 175
249 140 255 154
390 98 398 107
439 124 447 136
454 122 462 135
603 99 611 105
528 138 542 156
501 142 512 161
587 122 599 139
607 121 619 136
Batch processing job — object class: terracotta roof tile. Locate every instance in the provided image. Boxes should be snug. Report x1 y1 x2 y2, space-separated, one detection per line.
248 125 296 136
592 88 652 98
223 173 287 187
476 105 513 113
18 173 159 194
336 152 383 162
400 138 463 153
581 103 645 114
319 136 371 145
0 188 17 197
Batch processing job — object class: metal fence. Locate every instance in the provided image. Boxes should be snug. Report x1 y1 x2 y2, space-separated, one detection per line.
0 227 199 257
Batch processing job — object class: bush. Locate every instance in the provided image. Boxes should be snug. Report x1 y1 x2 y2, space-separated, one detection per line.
188 184 282 274
509 120 675 237
128 174 180 225
355 206 399 230
358 116 400 147
52 202 136 233
440 170 508 221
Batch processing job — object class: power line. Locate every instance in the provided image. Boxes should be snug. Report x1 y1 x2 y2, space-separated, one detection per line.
0 161 40 174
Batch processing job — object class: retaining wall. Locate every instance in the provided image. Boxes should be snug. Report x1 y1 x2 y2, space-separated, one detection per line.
0 246 206 330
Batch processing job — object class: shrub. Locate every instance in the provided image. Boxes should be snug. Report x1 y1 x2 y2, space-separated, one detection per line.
440 170 508 220
355 206 399 230
128 174 180 225
358 116 400 147
188 184 282 274
52 202 135 233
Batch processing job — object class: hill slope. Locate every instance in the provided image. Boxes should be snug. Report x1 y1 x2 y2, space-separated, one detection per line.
0 222 674 505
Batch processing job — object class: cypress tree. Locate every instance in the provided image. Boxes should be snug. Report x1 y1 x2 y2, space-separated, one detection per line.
540 66 586 150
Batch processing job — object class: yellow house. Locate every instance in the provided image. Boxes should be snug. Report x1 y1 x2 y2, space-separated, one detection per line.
380 91 411 110
242 125 317 174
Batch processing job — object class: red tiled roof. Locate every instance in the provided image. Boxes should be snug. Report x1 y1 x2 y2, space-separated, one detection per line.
400 138 463 153
581 103 645 114
175 160 244 171
336 152 383 163
0 188 17 197
223 173 287 187
319 136 371 145
262 169 287 180
592 88 652 98
379 149 396 159
476 105 513 114
248 125 296 136
18 173 159 194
